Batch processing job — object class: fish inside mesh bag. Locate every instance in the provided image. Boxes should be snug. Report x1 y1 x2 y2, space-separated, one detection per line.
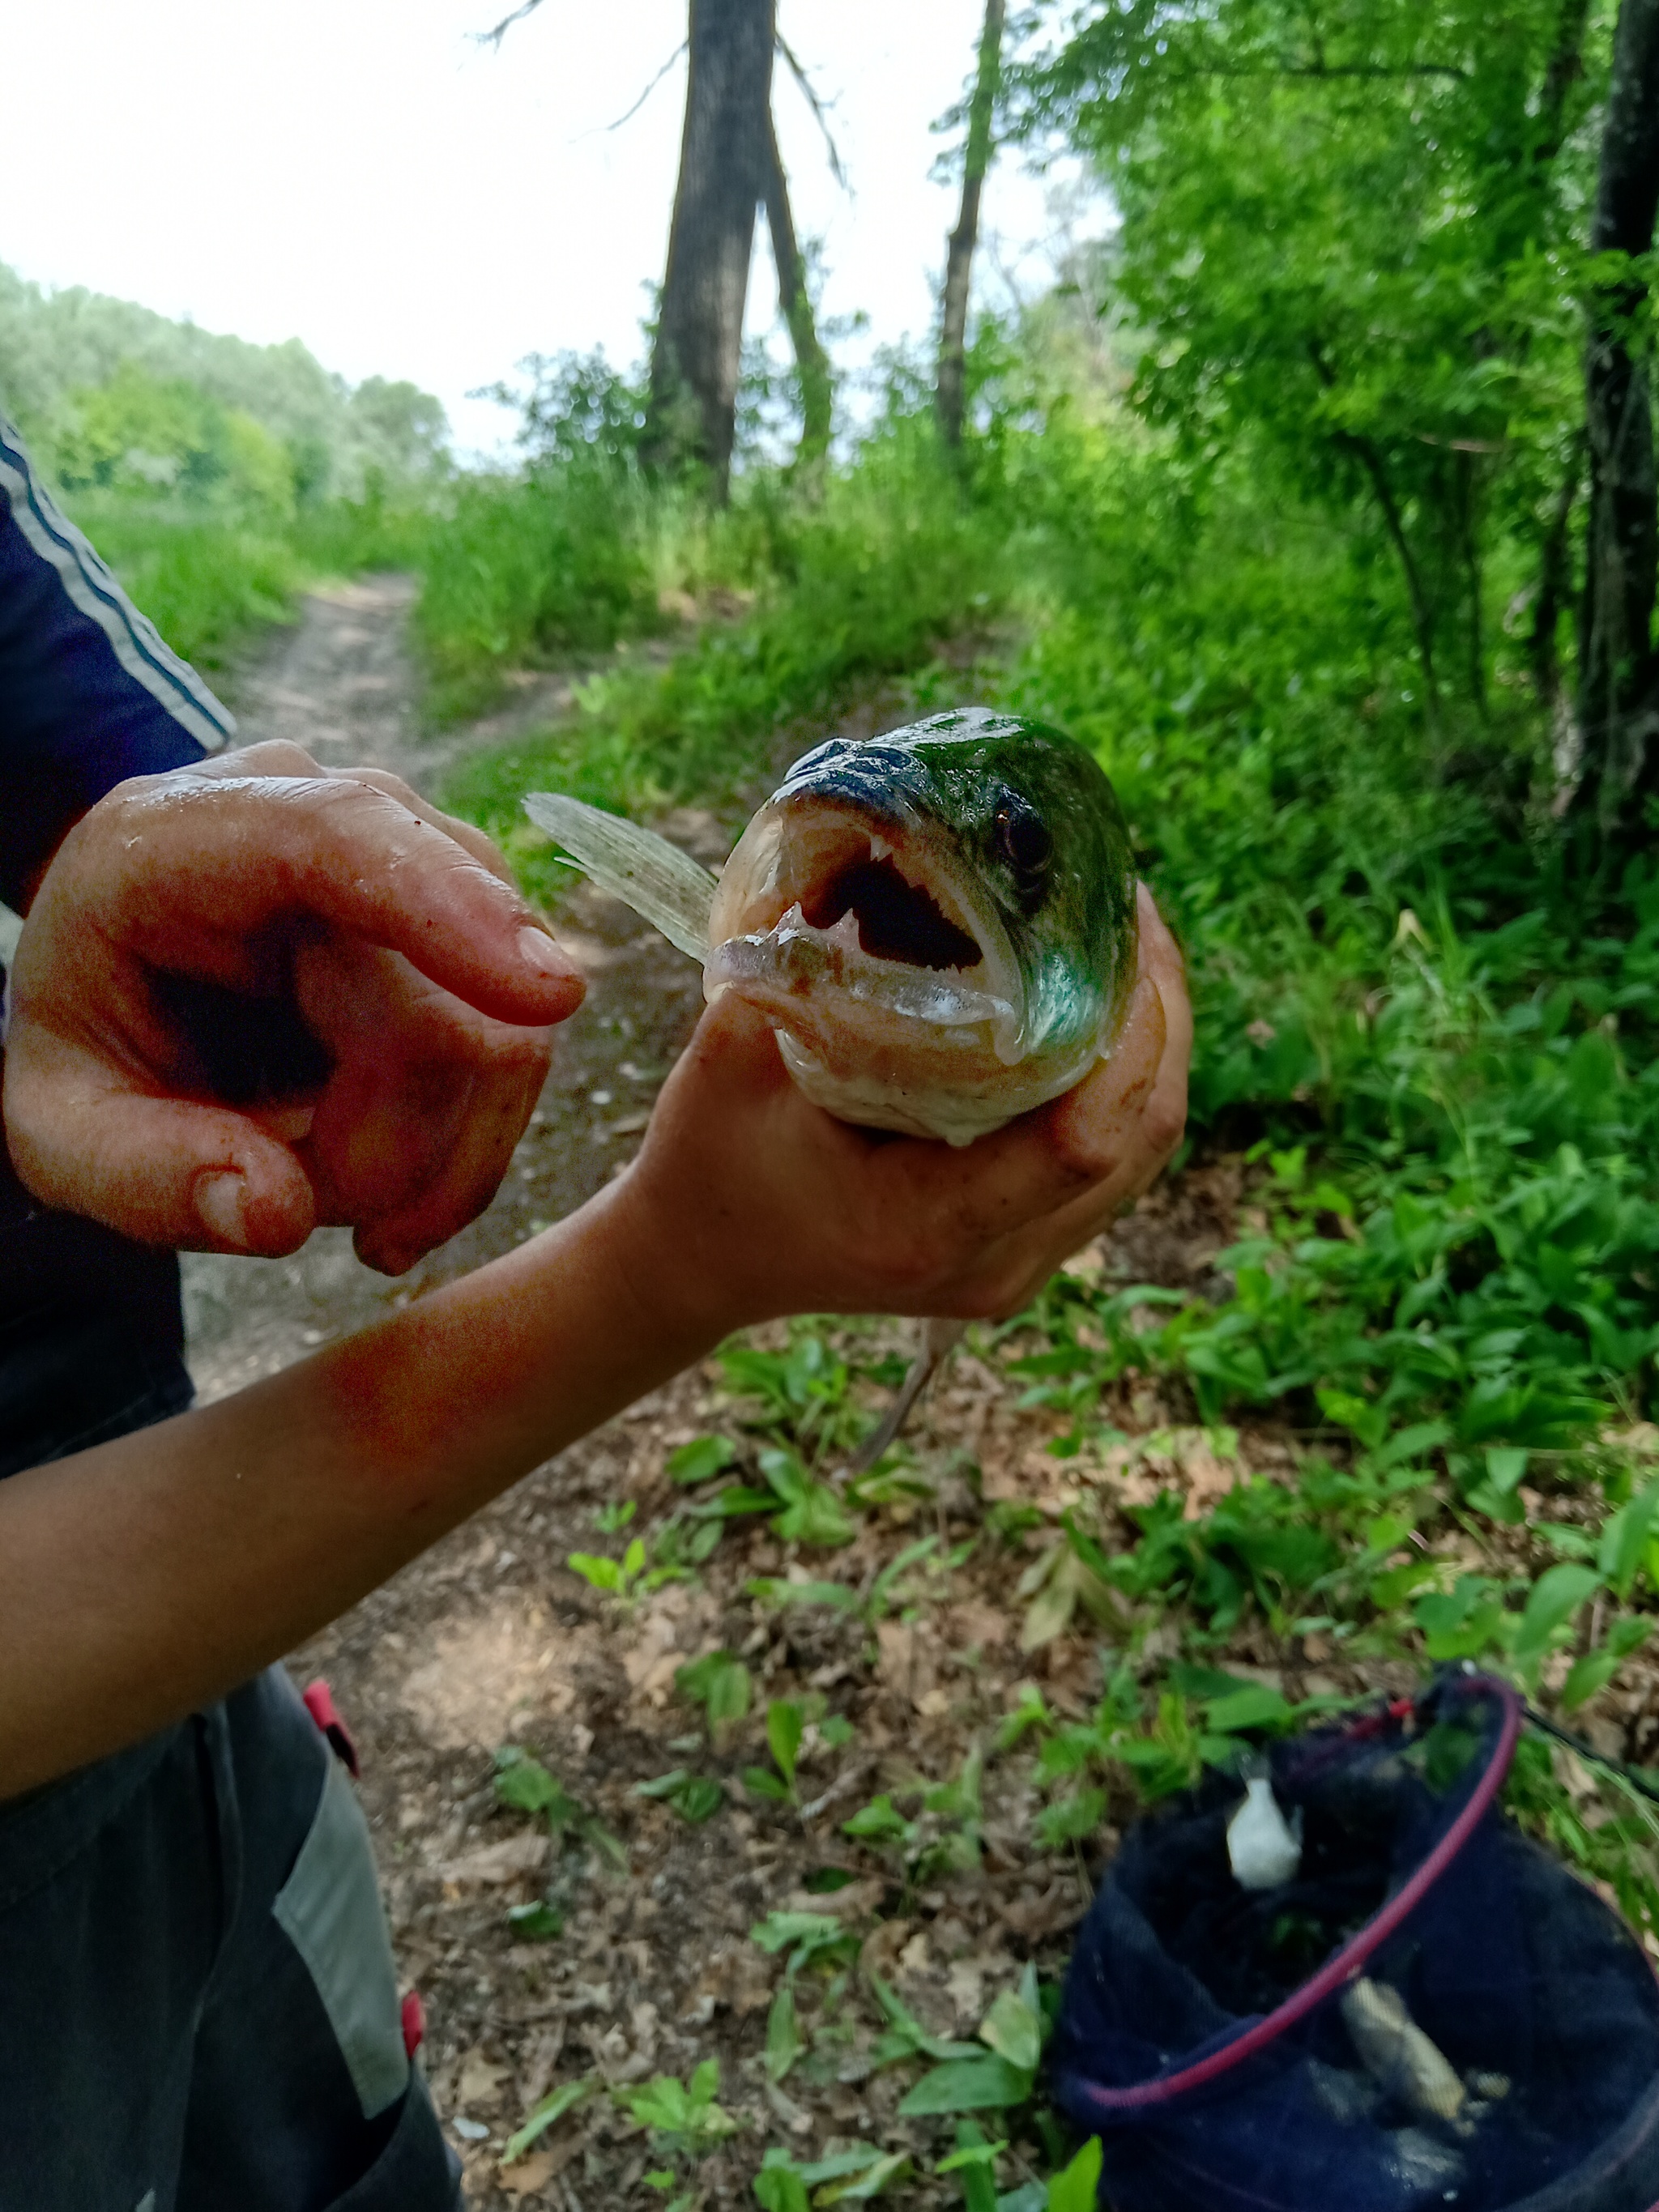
1050 1674 1659 2212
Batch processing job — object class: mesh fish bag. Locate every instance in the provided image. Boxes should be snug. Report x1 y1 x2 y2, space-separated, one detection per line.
1051 1673 1659 2212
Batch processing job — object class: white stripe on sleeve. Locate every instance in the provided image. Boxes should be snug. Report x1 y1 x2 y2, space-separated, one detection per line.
0 413 234 754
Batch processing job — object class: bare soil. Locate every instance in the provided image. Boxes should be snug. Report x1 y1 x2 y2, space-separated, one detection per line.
180 587 1328 2209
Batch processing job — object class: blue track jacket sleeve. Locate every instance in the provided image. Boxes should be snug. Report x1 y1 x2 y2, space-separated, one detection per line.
0 411 234 910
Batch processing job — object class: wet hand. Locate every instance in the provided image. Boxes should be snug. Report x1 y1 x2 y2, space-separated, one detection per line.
3 742 583 1272
612 882 1190 1333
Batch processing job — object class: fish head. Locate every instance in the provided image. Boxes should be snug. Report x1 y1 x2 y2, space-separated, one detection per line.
704 709 1138 1144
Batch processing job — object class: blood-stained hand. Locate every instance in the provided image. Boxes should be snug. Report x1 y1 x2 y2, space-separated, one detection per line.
608 883 1191 1338
2 742 583 1272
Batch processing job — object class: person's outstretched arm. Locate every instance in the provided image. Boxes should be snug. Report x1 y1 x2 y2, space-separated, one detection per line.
0 915 1187 1802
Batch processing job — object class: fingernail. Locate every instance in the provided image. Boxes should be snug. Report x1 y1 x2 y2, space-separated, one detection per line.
195 1170 249 1248
518 923 574 980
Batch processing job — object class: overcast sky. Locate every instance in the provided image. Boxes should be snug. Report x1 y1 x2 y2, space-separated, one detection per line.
2 1 1105 456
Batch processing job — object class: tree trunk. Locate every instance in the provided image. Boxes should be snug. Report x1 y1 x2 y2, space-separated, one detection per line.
764 117 833 471
1532 437 1584 801
1572 0 1659 836
936 0 1006 449
646 0 776 499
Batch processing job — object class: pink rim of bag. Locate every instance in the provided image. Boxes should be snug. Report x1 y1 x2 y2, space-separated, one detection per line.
1069 1673 1523 2116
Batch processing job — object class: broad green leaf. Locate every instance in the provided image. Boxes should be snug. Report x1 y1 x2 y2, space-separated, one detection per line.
868 1975 982 2062
1370 1558 1444 1608
667 1434 736 1485
1485 1446 1529 1495
689 2057 720 2102
753 2168 811 2212
675 1652 752 1734
1563 1619 1652 1709
1562 1650 1623 1712
747 1576 861 1611
756 2159 813 2212
1515 1562 1602 1662
1203 1684 1291 1733
1416 1579 1506 1660
936 2135 1009 2175
493 1754 583 1829
815 2152 913 2202
792 2148 888 2184
565 1552 623 1592
1046 2137 1103 2212
633 1770 725 1823
1601 1481 1659 1597
776 1485 857 1548
768 1699 805 1787
898 2054 1034 2116
1034 1788 1107 1851
697 1485 783 1518
1610 1616 1653 1659
501 2076 592 2165
505 1900 564 1941
979 1990 1041 2073
744 1767 795 1803
765 1982 804 2082
750 1910 847 1966
842 1794 911 1843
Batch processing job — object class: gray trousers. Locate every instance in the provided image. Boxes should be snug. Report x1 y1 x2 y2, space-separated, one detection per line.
0 1370 461 2211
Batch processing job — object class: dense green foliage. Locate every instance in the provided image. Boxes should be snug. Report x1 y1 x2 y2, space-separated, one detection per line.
1013 0 1614 748
0 259 448 500
435 0 1659 1773
0 262 448 667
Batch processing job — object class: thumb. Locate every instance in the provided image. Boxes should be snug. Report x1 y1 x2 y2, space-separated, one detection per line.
5 1051 317 1255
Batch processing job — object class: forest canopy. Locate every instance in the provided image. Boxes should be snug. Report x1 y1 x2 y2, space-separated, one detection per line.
0 259 450 509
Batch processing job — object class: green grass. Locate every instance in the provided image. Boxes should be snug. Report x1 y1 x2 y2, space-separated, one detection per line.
74 499 308 672
439 363 1659 1735
66 488 437 675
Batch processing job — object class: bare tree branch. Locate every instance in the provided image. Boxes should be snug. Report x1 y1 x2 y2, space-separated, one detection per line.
597 45 688 133
775 34 848 191
474 0 546 52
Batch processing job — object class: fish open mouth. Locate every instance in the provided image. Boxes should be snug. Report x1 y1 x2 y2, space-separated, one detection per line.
703 799 1025 1062
798 850 982 970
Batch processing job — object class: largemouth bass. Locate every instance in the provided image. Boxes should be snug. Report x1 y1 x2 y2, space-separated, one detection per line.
523 708 1138 1148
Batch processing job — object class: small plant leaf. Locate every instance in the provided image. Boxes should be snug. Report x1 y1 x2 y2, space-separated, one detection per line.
1516 1562 1602 1664
815 2151 913 2201
1046 2136 1103 2211
566 1552 623 1592
978 1990 1041 2074
898 2054 1034 2116
501 2076 592 2165
505 1900 564 1941
744 1767 795 1802
667 1434 736 1485
842 1794 911 1843
765 1981 804 2082
768 1699 805 1788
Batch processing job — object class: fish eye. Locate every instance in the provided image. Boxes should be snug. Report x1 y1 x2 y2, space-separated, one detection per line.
994 799 1054 893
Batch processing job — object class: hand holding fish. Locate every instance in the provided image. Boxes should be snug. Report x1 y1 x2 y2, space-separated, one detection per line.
605 880 1188 1340
0 722 1184 1802
534 710 1188 1385
3 742 583 1273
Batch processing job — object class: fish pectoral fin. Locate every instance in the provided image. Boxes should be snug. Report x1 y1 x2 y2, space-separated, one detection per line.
523 792 718 961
